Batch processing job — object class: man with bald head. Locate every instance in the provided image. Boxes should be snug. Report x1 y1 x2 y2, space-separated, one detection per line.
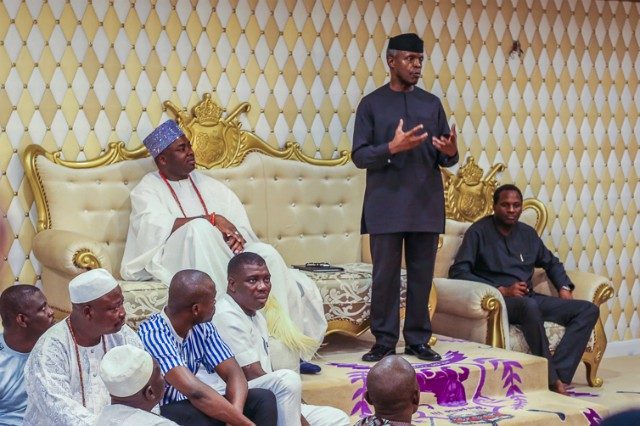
355 355 420 425
121 120 326 371
0 285 54 425
24 268 143 425
138 269 277 426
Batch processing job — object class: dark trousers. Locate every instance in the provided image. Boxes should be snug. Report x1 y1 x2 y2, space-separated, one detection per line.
160 388 277 426
505 293 599 384
370 232 439 347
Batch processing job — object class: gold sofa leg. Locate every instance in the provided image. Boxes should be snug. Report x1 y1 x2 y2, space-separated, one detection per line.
581 317 607 387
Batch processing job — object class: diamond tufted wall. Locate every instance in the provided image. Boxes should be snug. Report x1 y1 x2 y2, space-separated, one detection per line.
0 0 638 343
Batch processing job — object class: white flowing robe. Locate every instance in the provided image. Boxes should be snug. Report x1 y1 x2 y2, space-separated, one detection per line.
120 171 327 351
24 320 143 426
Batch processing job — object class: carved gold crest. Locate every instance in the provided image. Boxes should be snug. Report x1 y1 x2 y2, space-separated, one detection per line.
164 93 247 168
163 93 350 168
443 157 505 222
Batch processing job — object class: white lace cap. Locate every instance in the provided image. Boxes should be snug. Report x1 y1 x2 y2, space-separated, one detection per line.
100 345 153 397
68 268 118 303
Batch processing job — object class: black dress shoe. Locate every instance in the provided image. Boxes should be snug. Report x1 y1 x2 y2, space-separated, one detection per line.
361 344 396 362
404 344 441 361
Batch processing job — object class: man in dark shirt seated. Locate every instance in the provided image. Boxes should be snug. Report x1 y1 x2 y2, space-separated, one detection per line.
449 184 600 395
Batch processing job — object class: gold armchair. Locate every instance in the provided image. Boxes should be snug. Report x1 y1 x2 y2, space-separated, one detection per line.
432 157 614 387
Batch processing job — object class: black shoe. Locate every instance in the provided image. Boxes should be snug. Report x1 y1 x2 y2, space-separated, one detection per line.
361 344 396 362
299 360 321 374
404 344 441 361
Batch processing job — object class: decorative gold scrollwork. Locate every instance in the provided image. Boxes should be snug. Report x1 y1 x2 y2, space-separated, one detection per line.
73 249 101 270
164 93 351 168
443 157 506 222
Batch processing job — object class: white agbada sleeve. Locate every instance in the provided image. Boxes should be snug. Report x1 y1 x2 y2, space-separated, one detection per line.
195 173 258 243
24 324 143 426
24 337 95 426
121 173 177 280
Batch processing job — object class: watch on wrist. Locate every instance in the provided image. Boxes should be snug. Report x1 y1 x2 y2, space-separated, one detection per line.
560 285 572 292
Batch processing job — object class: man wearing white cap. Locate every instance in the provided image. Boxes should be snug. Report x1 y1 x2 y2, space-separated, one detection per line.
120 120 326 372
24 269 143 426
96 344 177 425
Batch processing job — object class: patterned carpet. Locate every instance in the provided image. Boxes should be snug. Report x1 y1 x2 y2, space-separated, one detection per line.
568 355 640 417
303 333 614 425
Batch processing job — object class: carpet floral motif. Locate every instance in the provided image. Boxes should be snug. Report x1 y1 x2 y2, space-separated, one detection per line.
331 350 603 425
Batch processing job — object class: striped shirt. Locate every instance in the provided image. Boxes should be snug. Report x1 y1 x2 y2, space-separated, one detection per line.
138 310 233 405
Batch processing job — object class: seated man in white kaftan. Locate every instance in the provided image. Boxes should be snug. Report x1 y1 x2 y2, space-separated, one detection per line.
205 252 350 426
120 120 326 363
24 269 143 426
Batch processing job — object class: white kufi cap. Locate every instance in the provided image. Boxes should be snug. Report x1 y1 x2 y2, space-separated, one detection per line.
68 268 119 304
100 345 154 397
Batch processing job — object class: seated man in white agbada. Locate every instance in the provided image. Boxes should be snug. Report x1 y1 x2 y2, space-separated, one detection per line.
120 120 326 366
24 269 143 426
96 344 177 425
204 252 350 426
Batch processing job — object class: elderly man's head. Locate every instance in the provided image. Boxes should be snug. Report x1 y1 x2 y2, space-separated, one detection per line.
100 344 165 411
227 252 272 316
365 355 419 421
143 120 195 180
167 269 217 324
69 268 126 336
0 285 54 341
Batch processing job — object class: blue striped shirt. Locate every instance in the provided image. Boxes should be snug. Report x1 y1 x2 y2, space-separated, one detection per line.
138 310 233 405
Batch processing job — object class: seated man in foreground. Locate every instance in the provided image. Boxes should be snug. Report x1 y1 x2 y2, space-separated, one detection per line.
449 184 600 394
24 269 143 425
138 269 277 426
121 120 325 369
0 285 55 425
354 355 419 425
208 252 349 426
96 344 177 425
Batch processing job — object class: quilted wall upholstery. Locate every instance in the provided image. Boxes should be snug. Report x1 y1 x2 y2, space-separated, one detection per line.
0 0 638 344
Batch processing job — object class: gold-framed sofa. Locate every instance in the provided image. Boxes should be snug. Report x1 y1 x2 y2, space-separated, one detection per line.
430 158 614 387
23 93 430 338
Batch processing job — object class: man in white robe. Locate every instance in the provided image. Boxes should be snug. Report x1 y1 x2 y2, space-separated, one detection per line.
120 120 326 362
24 269 143 426
204 252 349 426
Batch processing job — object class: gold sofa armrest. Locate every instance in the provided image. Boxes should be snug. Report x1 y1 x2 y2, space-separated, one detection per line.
432 278 508 349
33 229 113 275
565 270 614 306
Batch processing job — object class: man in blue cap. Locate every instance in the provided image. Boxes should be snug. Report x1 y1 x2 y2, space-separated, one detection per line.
121 120 326 374
352 33 459 362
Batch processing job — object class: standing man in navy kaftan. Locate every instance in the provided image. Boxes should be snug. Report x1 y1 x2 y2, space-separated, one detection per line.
352 33 459 362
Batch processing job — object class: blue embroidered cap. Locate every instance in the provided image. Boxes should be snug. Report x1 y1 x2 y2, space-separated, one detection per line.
143 120 185 157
